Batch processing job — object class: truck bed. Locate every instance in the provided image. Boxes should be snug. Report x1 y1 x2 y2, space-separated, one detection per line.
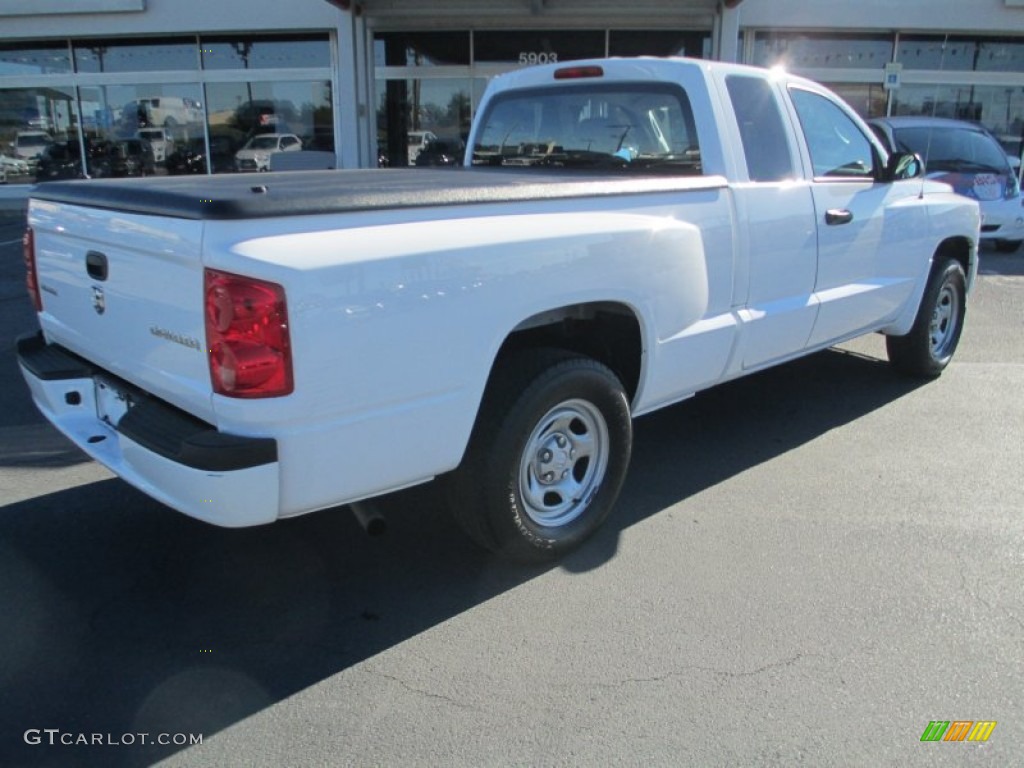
29 167 722 220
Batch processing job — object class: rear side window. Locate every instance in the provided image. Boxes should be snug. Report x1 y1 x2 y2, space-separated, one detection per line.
472 83 702 174
790 87 876 178
725 75 794 182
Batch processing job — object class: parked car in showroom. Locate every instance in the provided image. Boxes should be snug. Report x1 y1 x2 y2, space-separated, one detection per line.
166 136 238 175
414 137 465 167
108 138 156 177
13 130 53 165
407 130 437 165
136 127 173 164
34 140 85 182
0 153 31 177
234 132 302 172
870 116 1024 252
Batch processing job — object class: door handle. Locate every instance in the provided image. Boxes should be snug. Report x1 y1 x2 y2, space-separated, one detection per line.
86 250 108 281
825 209 853 226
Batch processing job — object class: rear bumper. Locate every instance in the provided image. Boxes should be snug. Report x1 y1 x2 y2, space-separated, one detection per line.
16 332 280 527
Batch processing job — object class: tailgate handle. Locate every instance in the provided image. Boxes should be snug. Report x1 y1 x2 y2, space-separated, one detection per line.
86 251 108 281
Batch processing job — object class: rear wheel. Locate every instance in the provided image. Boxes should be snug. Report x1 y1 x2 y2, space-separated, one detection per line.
886 257 966 377
448 349 632 562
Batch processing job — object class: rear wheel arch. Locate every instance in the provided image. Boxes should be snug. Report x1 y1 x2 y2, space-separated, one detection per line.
491 301 646 403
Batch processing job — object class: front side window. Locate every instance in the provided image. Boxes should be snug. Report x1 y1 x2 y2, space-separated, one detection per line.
790 87 876 179
471 83 702 174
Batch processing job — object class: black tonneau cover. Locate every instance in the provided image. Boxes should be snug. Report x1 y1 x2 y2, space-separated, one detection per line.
29 168 722 220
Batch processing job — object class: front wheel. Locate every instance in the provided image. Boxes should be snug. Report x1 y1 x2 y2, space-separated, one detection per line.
886 257 967 377
448 349 632 562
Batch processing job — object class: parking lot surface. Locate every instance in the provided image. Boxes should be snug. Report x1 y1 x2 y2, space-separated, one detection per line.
1 213 1021 766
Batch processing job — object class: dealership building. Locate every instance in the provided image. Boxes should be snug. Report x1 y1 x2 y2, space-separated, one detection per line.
2 0 1024 183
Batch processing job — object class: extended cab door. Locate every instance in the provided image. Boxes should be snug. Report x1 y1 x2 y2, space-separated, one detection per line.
720 73 818 370
787 86 929 346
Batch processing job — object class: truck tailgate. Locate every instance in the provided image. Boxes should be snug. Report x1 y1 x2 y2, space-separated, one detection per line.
29 198 214 424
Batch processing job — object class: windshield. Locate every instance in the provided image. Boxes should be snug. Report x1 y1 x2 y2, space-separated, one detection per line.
471 83 702 173
893 126 1011 173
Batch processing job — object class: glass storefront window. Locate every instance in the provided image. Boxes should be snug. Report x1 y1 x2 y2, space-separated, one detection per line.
0 43 72 75
608 30 710 59
0 86 78 183
200 34 331 70
72 38 198 73
473 30 605 65
376 78 472 167
897 35 1024 73
753 32 893 70
72 83 204 177
374 32 471 67
892 83 1024 149
204 80 334 173
3 33 336 180
823 83 888 119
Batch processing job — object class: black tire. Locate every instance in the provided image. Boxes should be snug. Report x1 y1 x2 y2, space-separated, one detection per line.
448 348 632 562
886 257 967 377
994 239 1022 253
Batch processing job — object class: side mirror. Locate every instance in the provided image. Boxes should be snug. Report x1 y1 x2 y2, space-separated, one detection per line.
885 151 924 182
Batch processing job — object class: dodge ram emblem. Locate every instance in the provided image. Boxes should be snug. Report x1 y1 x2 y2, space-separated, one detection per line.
92 286 106 315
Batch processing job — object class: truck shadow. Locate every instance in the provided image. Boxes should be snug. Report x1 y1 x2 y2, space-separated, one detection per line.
0 346 924 766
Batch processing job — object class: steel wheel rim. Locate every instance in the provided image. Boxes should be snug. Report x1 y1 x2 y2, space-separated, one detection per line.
518 398 610 528
929 278 961 360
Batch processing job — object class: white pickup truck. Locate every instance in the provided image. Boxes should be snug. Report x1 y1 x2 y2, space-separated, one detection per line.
18 58 979 560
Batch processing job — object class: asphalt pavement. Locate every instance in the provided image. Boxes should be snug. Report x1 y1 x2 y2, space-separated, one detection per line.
1 211 1021 767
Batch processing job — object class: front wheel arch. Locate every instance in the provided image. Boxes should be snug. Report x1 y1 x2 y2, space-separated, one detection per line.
886 256 967 377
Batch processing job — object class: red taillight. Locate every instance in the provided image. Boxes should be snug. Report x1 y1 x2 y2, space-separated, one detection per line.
553 65 604 80
204 268 293 398
24 227 42 312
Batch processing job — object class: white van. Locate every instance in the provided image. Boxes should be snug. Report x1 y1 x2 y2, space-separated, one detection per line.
125 97 201 128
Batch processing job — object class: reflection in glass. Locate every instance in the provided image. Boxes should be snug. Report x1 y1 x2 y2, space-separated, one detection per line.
473 30 605 64
72 38 198 73
200 35 330 70
0 43 72 75
0 86 79 183
823 83 888 119
204 80 334 173
374 32 471 67
753 32 893 70
73 84 203 177
608 30 710 58
376 79 471 167
897 35 1024 73
892 84 1024 145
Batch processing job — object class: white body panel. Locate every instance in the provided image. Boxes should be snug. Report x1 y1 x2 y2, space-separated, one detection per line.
21 58 981 527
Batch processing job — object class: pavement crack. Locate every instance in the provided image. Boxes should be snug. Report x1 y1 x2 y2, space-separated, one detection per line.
958 563 1022 631
371 671 473 710
598 652 822 688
